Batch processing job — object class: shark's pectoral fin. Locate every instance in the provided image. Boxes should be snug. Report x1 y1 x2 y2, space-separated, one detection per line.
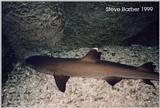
104 77 122 86
143 79 156 89
53 75 70 92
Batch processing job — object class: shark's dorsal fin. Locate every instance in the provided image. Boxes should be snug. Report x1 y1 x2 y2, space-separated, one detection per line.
81 48 102 62
54 75 70 92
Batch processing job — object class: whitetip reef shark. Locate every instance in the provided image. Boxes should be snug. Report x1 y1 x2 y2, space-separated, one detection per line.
25 48 159 92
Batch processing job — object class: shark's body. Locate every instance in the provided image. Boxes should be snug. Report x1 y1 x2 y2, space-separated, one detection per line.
26 48 159 92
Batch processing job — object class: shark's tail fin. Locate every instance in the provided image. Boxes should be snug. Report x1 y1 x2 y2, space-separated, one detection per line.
137 62 159 88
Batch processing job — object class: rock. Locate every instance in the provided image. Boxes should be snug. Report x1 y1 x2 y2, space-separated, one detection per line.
2 34 17 84
61 2 158 48
2 2 64 60
2 2 159 59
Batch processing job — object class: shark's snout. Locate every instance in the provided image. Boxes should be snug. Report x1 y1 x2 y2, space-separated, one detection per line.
25 56 53 66
25 56 40 66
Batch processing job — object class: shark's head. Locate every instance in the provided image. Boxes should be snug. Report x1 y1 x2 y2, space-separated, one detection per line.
25 56 37 66
24 56 39 71
25 56 52 67
25 56 55 73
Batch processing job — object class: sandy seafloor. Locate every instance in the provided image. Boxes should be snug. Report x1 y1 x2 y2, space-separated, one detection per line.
2 46 159 108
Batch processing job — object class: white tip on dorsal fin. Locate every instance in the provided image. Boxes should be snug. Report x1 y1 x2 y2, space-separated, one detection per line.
92 47 98 51
81 48 102 62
